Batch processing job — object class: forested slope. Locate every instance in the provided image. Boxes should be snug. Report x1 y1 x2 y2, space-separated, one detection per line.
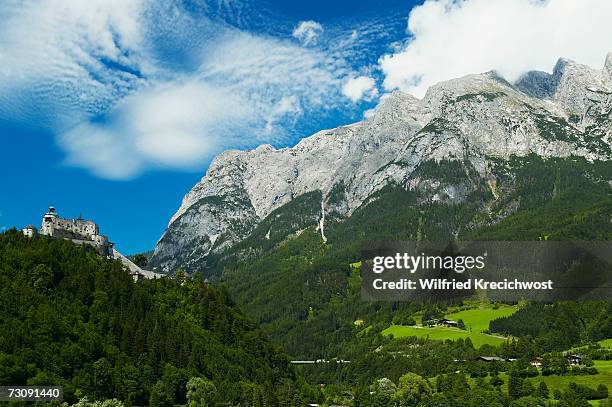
216 155 611 359
0 231 295 406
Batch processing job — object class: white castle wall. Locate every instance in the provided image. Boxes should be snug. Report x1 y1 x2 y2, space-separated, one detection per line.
40 207 111 255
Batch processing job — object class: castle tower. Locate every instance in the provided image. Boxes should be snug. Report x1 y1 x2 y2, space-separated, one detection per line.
40 206 58 236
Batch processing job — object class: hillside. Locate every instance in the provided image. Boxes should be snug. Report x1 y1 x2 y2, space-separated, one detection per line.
210 154 611 358
0 231 296 406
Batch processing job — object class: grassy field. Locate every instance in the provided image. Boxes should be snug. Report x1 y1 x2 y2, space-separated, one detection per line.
382 303 518 348
599 338 612 349
495 361 612 404
382 324 509 347
444 305 517 332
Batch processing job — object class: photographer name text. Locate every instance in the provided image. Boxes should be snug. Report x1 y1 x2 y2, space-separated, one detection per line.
372 278 554 291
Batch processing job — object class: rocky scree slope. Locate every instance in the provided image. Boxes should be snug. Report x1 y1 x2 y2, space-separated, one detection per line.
150 54 612 273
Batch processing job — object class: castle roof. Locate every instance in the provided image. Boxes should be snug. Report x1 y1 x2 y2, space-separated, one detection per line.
24 224 37 229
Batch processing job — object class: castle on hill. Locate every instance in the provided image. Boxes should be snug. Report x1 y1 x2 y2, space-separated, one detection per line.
35 206 113 256
22 207 163 281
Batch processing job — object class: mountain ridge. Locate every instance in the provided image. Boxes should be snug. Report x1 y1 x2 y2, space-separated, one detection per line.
150 53 612 273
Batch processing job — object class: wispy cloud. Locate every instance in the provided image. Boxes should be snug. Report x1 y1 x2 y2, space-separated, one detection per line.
0 1 376 179
53 27 354 179
292 20 324 46
380 0 612 97
0 0 150 128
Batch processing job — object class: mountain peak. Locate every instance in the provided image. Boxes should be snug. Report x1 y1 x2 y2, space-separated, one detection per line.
375 90 420 112
555 57 572 65
517 52 612 104
552 57 577 78
368 90 422 127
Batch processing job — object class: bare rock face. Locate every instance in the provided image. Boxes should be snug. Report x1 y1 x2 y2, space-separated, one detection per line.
605 52 612 75
150 54 612 273
515 70 557 99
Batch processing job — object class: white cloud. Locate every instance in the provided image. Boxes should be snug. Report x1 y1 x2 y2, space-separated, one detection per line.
380 0 612 97
59 80 252 179
129 81 251 165
0 0 150 127
264 95 303 134
292 20 324 46
60 123 144 180
342 76 378 102
0 2 361 179
56 31 351 179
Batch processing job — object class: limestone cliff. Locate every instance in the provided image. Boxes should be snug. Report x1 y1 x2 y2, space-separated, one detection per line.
150 54 612 273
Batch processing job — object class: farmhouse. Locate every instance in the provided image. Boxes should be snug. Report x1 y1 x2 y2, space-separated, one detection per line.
530 357 543 367
476 356 506 362
565 354 582 365
438 319 458 327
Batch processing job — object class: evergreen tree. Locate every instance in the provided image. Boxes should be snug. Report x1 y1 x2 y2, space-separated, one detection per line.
186 377 217 407
536 381 549 399
508 374 525 399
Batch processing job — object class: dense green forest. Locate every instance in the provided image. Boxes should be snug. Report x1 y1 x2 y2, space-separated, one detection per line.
0 231 309 406
488 302 612 351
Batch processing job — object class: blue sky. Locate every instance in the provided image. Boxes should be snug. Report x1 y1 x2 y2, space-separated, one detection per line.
1 0 610 253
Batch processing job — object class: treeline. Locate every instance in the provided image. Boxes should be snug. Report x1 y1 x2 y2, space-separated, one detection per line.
351 371 609 407
0 231 307 406
489 302 612 351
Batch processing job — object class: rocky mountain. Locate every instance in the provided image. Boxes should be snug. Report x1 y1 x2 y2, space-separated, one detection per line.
149 53 612 273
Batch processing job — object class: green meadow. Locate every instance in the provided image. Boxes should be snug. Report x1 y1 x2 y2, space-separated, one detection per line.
444 305 517 332
598 338 612 349
382 324 509 347
382 303 519 348
461 361 612 405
